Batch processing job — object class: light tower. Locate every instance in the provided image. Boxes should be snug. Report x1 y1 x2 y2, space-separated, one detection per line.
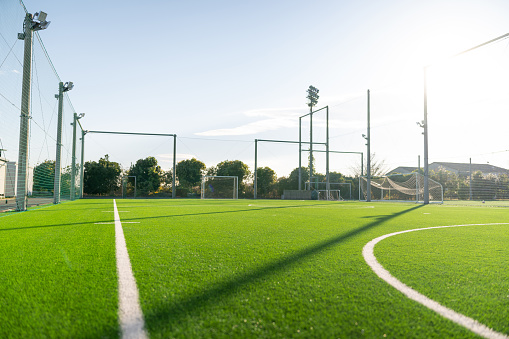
15 11 51 211
53 81 74 204
306 85 319 189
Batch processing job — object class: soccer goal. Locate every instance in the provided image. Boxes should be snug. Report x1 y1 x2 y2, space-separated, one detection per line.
360 172 443 203
304 181 345 201
201 176 238 199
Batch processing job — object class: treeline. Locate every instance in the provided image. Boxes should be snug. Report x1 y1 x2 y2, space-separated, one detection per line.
77 155 361 199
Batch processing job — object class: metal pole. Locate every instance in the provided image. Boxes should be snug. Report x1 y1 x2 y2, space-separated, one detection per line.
70 113 77 200
172 135 177 198
53 82 64 204
309 107 313 190
15 14 34 211
326 106 330 199
469 158 472 200
79 130 85 198
298 117 302 190
254 139 258 199
361 153 364 177
423 68 429 204
366 90 371 202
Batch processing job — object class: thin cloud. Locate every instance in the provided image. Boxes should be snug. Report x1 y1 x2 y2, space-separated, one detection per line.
195 107 304 136
196 118 298 136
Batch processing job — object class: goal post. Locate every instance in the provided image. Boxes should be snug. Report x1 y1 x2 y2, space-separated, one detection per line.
360 172 443 203
304 181 350 201
201 176 238 199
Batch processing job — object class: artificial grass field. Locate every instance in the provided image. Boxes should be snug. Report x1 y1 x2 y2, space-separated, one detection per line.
0 199 508 338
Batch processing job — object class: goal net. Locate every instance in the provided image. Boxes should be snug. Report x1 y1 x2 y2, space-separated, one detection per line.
201 176 238 199
304 181 345 201
360 173 443 203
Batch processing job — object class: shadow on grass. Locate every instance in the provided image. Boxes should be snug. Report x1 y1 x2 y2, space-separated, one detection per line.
143 204 423 332
0 203 331 233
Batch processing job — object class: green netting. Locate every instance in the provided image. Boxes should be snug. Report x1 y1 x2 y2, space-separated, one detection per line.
0 0 83 211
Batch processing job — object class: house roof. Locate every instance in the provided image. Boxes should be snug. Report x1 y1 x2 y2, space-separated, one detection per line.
432 162 509 174
386 166 417 175
387 162 509 176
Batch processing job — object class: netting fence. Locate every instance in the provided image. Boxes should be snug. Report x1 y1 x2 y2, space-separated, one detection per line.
0 1 83 211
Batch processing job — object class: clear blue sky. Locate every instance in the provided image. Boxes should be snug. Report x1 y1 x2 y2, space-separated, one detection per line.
20 0 509 176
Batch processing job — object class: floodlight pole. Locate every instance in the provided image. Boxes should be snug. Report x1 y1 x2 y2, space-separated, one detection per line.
54 82 73 204
298 117 302 190
422 32 509 205
306 85 319 190
309 106 313 189
326 106 330 199
366 90 371 202
254 139 258 199
15 14 35 211
423 70 429 204
70 113 77 200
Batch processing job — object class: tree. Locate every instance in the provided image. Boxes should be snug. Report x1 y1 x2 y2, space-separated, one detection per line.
277 167 309 196
351 153 388 177
128 156 163 196
256 166 277 198
33 160 55 194
84 155 122 195
176 158 206 190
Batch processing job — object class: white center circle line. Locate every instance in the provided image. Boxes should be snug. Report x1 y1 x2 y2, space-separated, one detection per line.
363 223 509 339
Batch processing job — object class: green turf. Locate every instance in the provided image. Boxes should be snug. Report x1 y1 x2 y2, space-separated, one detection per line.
117 199 509 338
2 199 508 338
0 200 119 338
376 223 509 335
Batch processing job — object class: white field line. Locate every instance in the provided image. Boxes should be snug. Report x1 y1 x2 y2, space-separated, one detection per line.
363 223 509 339
114 199 148 339
95 222 140 225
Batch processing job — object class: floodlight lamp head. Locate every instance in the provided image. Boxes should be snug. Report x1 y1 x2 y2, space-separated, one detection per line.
34 11 47 22
78 113 85 118
32 11 50 31
63 82 74 92
362 134 366 138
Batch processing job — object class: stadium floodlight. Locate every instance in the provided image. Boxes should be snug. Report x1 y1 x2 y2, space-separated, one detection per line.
32 11 51 31
63 82 74 92
306 85 320 186
16 11 51 211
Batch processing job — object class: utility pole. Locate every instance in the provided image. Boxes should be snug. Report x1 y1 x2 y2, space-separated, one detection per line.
15 12 50 211
53 81 73 204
